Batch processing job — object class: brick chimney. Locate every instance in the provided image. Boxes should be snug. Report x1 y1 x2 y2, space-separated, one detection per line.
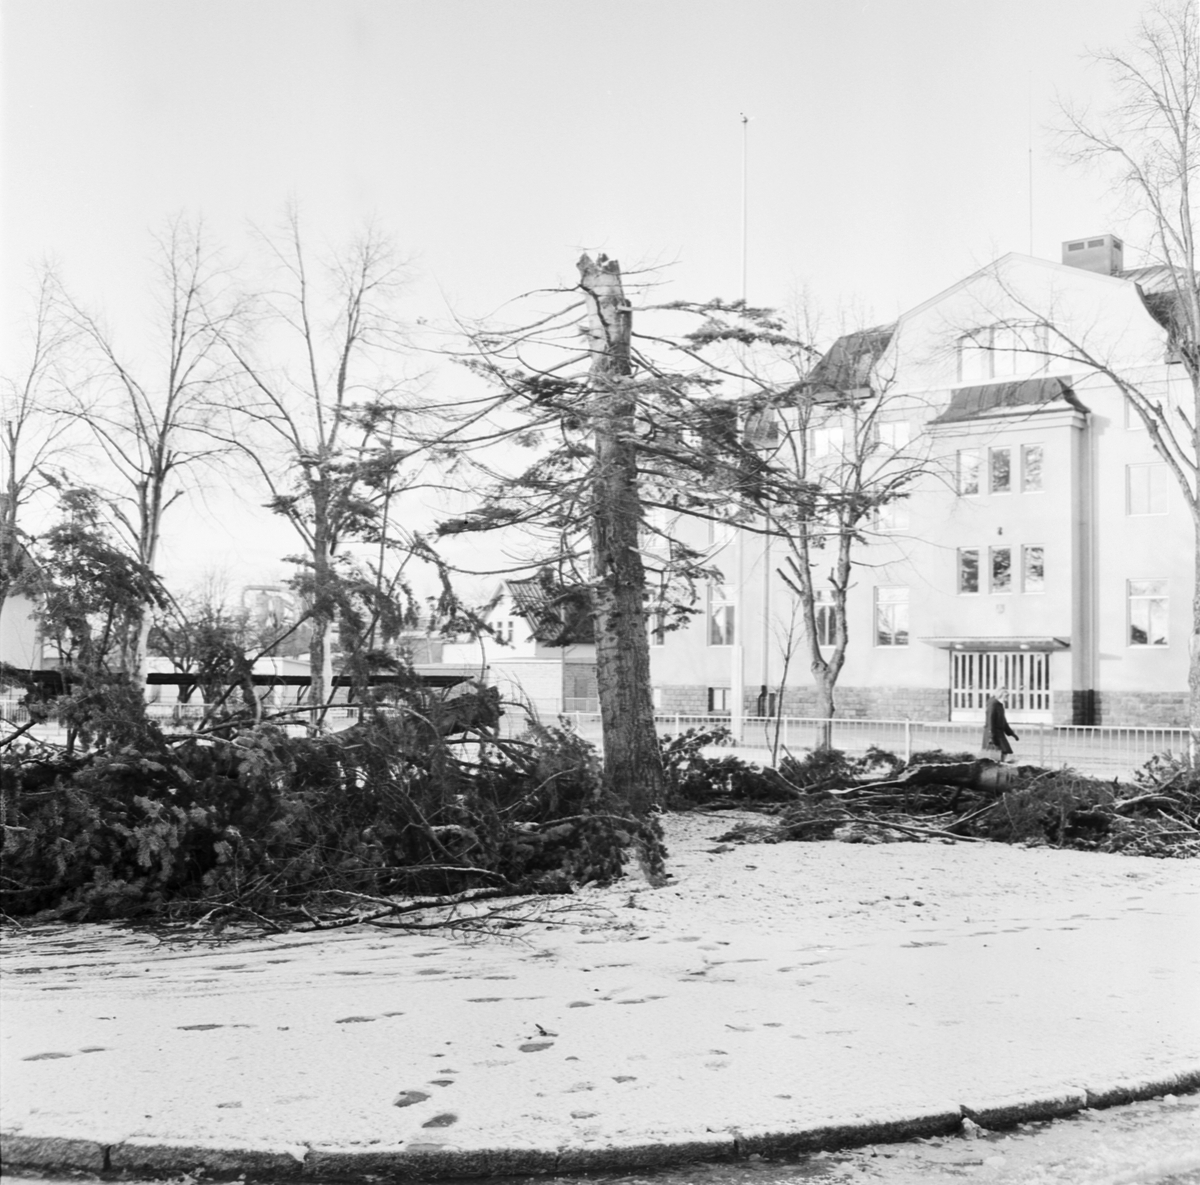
1061 234 1124 275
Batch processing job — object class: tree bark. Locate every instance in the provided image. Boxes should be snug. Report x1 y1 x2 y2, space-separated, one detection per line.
578 254 666 816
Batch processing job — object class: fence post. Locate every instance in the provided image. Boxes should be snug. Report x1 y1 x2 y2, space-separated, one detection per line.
903 719 912 765
1038 722 1046 767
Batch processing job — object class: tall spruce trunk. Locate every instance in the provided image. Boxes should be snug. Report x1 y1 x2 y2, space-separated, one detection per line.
578 254 665 816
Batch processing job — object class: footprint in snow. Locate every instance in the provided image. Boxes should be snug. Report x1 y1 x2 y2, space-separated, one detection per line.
336 1015 377 1024
393 1090 430 1108
519 1041 554 1052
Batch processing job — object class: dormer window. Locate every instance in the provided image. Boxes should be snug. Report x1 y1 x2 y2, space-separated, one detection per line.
957 324 1048 382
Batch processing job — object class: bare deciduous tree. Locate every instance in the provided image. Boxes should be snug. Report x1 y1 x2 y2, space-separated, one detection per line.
59 218 241 684
220 209 425 715
1 264 78 614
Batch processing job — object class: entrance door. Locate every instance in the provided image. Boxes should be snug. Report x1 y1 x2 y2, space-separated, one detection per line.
951 651 1051 721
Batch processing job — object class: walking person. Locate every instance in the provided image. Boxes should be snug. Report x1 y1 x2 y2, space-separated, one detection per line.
981 689 1019 763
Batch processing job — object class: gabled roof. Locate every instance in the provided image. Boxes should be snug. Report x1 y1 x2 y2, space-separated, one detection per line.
931 376 1087 424
506 575 595 646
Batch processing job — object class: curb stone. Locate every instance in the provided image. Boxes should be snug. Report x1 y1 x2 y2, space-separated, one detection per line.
732 1108 963 1157
1085 1067 1200 1109
960 1089 1087 1128
554 1133 736 1171
3 1072 1199 1181
109 1140 307 1177
305 1145 560 1179
0 1136 107 1173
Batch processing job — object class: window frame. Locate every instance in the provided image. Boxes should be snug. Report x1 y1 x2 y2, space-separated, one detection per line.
990 446 1012 494
957 449 981 496
957 548 980 595
813 588 836 647
1022 545 1045 594
707 686 732 714
990 545 1013 594
1126 463 1169 516
1021 444 1044 493
874 585 909 648
1128 579 1168 647
707 584 736 647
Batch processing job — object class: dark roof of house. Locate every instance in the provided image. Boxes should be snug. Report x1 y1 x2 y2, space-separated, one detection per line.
507 575 595 646
807 325 895 394
1120 264 1198 335
932 376 1085 424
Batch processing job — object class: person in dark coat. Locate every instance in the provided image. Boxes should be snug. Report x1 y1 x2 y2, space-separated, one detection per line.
982 691 1019 762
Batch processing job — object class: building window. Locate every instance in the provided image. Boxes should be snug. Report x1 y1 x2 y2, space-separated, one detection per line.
958 549 980 594
990 447 1012 494
958 449 981 495
649 609 667 646
1023 546 1045 593
652 687 664 710
708 515 737 549
1022 445 1043 492
707 686 731 713
990 546 1012 593
957 331 991 383
875 586 909 647
810 425 845 459
814 589 836 647
1127 463 1169 516
708 584 735 646
875 420 911 450
1128 579 1168 646
991 323 1048 377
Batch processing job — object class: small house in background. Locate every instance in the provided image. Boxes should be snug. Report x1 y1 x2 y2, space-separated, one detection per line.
440 574 597 719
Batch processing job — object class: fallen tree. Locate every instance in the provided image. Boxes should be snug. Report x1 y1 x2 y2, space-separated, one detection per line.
666 739 1200 859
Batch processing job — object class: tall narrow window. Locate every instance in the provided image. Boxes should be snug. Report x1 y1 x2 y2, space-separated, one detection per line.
1023 546 1045 593
958 549 980 594
958 449 981 495
1128 580 1168 646
875 587 909 647
990 447 1012 494
1022 445 1043 492
957 331 991 382
708 584 735 646
1127 464 1169 516
990 546 1012 593
814 589 836 647
649 609 667 646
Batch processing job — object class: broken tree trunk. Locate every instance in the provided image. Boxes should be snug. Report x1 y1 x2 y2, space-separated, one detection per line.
578 253 666 819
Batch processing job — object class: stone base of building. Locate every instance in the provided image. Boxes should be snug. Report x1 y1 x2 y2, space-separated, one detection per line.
1095 691 1189 728
653 684 1189 728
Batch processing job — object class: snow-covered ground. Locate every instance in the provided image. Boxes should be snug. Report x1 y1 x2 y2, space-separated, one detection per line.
2 811 1198 1177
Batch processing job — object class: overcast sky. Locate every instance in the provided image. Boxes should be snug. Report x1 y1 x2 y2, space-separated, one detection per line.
1 0 1148 596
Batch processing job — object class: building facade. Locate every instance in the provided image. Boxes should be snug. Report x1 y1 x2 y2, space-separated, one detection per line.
649 240 1193 727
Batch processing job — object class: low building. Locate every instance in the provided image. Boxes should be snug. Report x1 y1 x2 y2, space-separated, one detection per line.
441 575 597 719
649 237 1193 727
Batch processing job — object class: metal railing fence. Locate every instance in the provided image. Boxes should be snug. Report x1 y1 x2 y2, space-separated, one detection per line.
4 697 1190 781
547 712 1192 783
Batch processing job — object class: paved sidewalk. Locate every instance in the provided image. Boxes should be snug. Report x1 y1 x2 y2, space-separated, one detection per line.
3 814 1199 1179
